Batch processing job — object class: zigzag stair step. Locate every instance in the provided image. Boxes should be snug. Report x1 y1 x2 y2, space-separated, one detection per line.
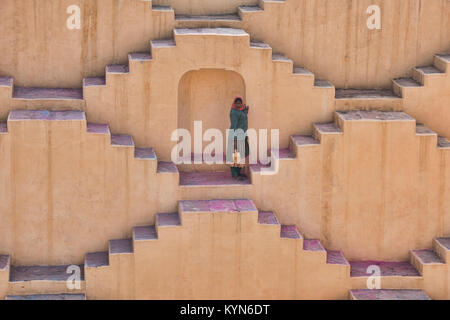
106 64 129 74
85 252 109 268
128 53 152 61
157 161 179 173
175 14 241 22
133 226 158 241
9 265 85 282
293 67 314 75
438 137 450 148
250 41 271 49
314 79 333 88
416 123 437 135
335 88 400 99
179 199 257 213
393 78 422 92
12 87 83 100
337 110 414 121
415 66 444 75
258 211 279 225
135 148 157 160
280 225 302 239
5 293 86 300
109 239 134 255
435 238 450 250
303 239 326 252
151 6 174 12
350 289 431 300
0 122 7 134
411 249 445 265
313 122 342 135
179 171 251 186
83 77 106 87
87 123 110 134
150 39 176 48
290 135 320 147
350 261 420 277
238 6 264 13
111 134 134 147
326 250 349 266
174 28 248 37
0 76 13 87
0 255 10 270
8 110 85 121
272 53 292 63
156 212 181 227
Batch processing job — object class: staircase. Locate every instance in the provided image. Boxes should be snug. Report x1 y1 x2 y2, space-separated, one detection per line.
84 199 349 299
336 54 450 110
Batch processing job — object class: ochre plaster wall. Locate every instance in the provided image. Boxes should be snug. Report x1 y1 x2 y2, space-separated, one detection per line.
0 0 449 88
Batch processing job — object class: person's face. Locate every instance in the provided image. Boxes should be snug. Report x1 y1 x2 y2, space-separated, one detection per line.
235 99 242 106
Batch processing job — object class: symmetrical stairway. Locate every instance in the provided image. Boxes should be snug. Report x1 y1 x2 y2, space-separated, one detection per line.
83 199 350 299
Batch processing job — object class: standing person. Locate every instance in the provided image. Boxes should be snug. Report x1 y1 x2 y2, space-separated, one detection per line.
227 96 250 181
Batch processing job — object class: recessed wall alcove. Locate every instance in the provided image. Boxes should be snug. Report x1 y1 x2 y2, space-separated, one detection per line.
178 69 246 154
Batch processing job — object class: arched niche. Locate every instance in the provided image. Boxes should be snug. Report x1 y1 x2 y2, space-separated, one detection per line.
178 69 246 152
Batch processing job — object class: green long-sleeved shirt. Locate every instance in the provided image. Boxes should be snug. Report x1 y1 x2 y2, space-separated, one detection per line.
229 108 248 140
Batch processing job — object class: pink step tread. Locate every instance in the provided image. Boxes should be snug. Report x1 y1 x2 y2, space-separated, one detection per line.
111 134 134 146
280 225 302 239
0 76 13 86
180 199 257 213
83 77 106 86
314 122 342 133
303 239 325 251
415 66 444 74
416 124 436 135
350 289 431 300
176 14 241 21
277 148 295 159
335 89 399 99
106 64 129 74
258 211 279 225
133 226 157 241
394 78 422 87
0 122 7 133
135 148 157 160
13 87 83 100
326 250 349 266
5 293 86 300
350 261 419 277
129 53 152 61
157 213 181 226
338 110 413 121
314 79 333 88
179 171 250 186
6 294 86 300
438 137 450 148
0 255 10 270
157 161 179 173
291 135 319 146
87 123 110 134
109 239 133 254
9 110 85 121
435 238 450 250
412 249 444 264
85 252 109 268
10 265 85 282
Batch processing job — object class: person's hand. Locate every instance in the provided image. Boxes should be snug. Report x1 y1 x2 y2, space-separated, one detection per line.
245 105 250 111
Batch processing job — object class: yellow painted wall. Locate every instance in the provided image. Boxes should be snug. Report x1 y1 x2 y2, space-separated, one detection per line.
0 0 449 88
